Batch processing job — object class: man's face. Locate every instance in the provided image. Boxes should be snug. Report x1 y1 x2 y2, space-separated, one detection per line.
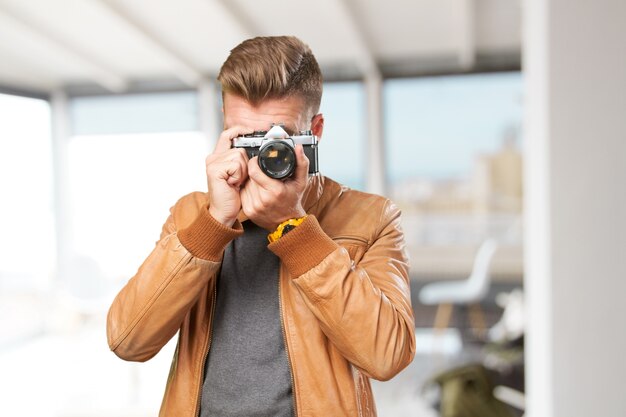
222 93 309 135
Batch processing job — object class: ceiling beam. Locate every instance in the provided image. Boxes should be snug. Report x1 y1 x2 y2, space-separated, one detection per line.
335 0 380 78
0 5 127 92
0 65 56 93
95 0 204 87
0 41 59 92
458 0 476 69
211 0 262 39
335 0 384 196
0 83 50 100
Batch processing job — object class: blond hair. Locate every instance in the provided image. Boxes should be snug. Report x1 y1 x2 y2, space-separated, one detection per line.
218 36 323 118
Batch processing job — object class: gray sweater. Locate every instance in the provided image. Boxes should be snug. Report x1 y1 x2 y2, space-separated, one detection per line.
199 221 294 417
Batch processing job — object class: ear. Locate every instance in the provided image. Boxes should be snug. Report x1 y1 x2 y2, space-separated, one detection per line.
310 113 324 141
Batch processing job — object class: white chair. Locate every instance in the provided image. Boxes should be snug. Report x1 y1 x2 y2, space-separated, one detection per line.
419 239 499 335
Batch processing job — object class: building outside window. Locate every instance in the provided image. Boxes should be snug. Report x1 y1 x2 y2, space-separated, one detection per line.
384 72 524 282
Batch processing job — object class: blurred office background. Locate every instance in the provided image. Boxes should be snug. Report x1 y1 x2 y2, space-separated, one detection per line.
0 1 624 416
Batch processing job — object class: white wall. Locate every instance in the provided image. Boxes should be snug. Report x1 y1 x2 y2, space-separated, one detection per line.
524 1 626 416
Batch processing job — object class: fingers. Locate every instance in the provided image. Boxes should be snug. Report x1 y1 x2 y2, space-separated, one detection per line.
241 151 307 230
232 149 249 185
292 144 310 186
240 175 272 223
246 157 286 204
206 147 249 187
224 157 248 188
240 178 261 213
213 125 253 154
247 156 276 190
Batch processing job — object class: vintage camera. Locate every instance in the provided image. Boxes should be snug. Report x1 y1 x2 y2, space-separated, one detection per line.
232 124 319 179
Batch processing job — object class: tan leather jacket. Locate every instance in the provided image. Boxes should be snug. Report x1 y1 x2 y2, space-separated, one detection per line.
107 175 415 417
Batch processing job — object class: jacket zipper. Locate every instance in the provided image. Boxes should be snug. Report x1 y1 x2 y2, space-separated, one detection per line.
279 268 298 417
352 365 364 417
195 285 217 417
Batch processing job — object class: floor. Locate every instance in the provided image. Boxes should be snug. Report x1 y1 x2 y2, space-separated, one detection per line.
0 289 521 417
0 324 478 417
372 329 469 417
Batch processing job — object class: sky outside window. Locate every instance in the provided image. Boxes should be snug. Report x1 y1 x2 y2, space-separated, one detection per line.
385 72 523 183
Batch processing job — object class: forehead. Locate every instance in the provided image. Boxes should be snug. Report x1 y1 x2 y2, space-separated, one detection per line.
223 94 307 132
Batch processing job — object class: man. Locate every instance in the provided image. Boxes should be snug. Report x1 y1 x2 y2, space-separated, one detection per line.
107 36 415 417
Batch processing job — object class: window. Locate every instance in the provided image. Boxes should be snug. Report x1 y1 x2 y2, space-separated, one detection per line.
0 93 54 290
68 91 207 282
67 132 209 281
70 91 198 135
319 82 366 190
384 72 523 279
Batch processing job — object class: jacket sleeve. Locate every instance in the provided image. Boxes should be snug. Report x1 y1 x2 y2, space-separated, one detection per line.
268 200 416 381
106 196 243 362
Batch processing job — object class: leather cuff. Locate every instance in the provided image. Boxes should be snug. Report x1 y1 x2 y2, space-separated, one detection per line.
178 207 243 261
268 215 338 277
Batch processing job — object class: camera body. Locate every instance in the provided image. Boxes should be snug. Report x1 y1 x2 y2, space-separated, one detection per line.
232 124 319 179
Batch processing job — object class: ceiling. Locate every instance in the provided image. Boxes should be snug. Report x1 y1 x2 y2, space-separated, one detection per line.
0 0 521 96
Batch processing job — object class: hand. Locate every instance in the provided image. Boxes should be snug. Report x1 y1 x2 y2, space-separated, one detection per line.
205 126 251 227
240 144 309 231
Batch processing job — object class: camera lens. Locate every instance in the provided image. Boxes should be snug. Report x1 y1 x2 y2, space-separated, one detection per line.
258 141 296 179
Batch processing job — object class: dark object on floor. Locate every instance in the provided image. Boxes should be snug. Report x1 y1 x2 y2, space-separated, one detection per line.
428 363 516 417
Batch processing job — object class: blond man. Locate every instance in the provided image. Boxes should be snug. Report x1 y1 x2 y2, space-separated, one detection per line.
107 36 415 417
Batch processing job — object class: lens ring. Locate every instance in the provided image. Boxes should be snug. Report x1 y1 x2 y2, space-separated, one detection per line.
258 141 296 179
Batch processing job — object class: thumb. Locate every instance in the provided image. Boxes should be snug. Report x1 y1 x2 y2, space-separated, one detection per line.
292 144 310 185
